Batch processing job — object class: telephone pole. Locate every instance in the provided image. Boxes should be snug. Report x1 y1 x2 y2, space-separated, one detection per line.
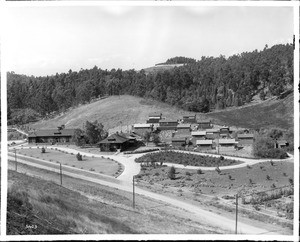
133 176 135 209
235 193 238 234
60 163 63 186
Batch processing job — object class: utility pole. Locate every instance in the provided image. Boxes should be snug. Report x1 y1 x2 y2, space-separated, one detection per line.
14 149 17 171
235 193 238 234
60 163 63 186
133 176 135 209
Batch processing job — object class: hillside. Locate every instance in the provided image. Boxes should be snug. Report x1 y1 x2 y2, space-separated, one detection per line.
206 92 294 130
7 169 220 234
27 93 293 132
28 95 203 132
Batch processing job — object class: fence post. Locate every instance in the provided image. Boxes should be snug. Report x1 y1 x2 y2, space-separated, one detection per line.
235 193 238 234
60 163 63 186
133 176 135 209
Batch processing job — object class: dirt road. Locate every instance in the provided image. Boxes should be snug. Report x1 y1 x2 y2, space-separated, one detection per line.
8 149 280 235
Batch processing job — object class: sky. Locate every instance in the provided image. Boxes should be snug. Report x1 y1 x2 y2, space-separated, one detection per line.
5 5 294 76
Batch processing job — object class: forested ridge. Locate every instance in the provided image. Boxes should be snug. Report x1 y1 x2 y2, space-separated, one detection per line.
8 44 293 123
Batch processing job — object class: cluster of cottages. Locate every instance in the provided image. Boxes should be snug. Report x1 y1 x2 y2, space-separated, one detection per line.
132 113 255 152
27 113 289 152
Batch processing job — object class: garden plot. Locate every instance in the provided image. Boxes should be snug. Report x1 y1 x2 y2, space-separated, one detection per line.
135 160 294 226
17 148 122 177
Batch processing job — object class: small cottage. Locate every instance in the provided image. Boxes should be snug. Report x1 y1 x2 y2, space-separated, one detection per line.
132 123 153 136
28 127 76 144
147 112 162 123
158 119 178 131
198 120 212 129
237 133 254 145
196 140 213 150
182 114 197 123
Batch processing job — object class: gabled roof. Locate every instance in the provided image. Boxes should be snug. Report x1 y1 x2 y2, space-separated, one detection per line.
206 129 219 133
277 140 288 145
218 139 237 144
196 140 213 145
98 133 129 144
183 114 196 118
198 120 211 124
28 129 75 138
133 123 153 128
191 131 206 136
177 124 191 128
237 134 254 139
159 119 178 123
172 137 187 142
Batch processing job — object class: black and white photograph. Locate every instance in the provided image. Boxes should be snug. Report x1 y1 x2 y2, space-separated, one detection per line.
1 1 299 240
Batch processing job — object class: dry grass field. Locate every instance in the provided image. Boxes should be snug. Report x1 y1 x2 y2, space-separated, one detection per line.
7 167 226 234
27 93 293 133
135 160 294 232
28 95 201 132
16 148 120 177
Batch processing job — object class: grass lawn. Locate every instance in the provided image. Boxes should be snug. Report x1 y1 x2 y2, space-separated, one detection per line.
17 148 120 177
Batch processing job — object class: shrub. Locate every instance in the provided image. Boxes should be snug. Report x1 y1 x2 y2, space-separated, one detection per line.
270 160 274 166
41 147 46 153
266 175 271 180
215 167 221 174
197 169 202 174
76 153 83 161
283 172 287 177
288 178 293 186
168 166 176 180
246 164 251 169
90 168 95 171
154 172 160 176
249 179 253 184
185 171 191 176
228 175 232 180
271 183 276 189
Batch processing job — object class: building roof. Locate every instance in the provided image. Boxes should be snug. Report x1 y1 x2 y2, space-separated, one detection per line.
177 124 191 128
28 129 75 138
196 140 213 145
206 129 219 133
198 120 211 124
191 131 206 136
237 134 254 139
220 127 230 131
172 137 187 142
159 119 178 123
277 140 288 145
183 114 196 118
133 123 153 128
218 139 237 144
98 133 129 144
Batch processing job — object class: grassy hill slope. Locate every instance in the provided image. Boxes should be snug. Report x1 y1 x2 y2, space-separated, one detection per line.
29 93 293 132
206 93 294 130
29 95 202 132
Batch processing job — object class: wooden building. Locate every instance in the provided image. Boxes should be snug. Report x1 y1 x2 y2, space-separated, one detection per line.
205 129 220 139
237 133 254 145
182 114 197 123
198 120 212 130
28 127 75 144
171 137 187 147
132 123 153 136
196 140 213 150
98 133 135 151
176 123 191 132
275 140 289 149
147 113 162 124
158 119 178 131
218 139 238 151
219 127 230 138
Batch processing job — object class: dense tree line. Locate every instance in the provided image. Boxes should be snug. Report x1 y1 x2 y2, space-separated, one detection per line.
8 44 293 123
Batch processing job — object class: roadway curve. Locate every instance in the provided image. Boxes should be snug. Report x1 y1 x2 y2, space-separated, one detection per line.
9 144 290 234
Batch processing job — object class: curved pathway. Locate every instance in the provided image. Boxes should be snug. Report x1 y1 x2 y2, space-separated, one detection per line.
7 149 277 234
